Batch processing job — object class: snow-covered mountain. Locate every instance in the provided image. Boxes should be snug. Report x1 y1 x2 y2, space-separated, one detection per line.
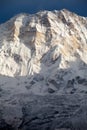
0 9 87 77
0 9 87 130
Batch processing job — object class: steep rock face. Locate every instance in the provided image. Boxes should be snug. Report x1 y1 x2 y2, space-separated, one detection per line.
0 9 87 77
0 9 87 130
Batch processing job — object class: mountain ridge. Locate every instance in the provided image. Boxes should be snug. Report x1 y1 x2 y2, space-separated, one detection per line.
0 9 87 77
0 9 87 25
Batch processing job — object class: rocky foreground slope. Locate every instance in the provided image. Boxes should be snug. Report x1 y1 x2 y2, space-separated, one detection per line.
0 9 87 130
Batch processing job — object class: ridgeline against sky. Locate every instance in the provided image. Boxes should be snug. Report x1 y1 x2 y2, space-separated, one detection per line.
0 0 87 23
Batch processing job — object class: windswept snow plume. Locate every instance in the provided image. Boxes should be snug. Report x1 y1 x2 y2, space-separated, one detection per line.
0 9 87 130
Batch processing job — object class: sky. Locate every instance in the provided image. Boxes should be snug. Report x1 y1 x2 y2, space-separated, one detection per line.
0 0 87 23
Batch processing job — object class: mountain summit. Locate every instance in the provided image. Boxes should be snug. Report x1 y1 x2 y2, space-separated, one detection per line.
0 9 87 130
0 9 87 76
